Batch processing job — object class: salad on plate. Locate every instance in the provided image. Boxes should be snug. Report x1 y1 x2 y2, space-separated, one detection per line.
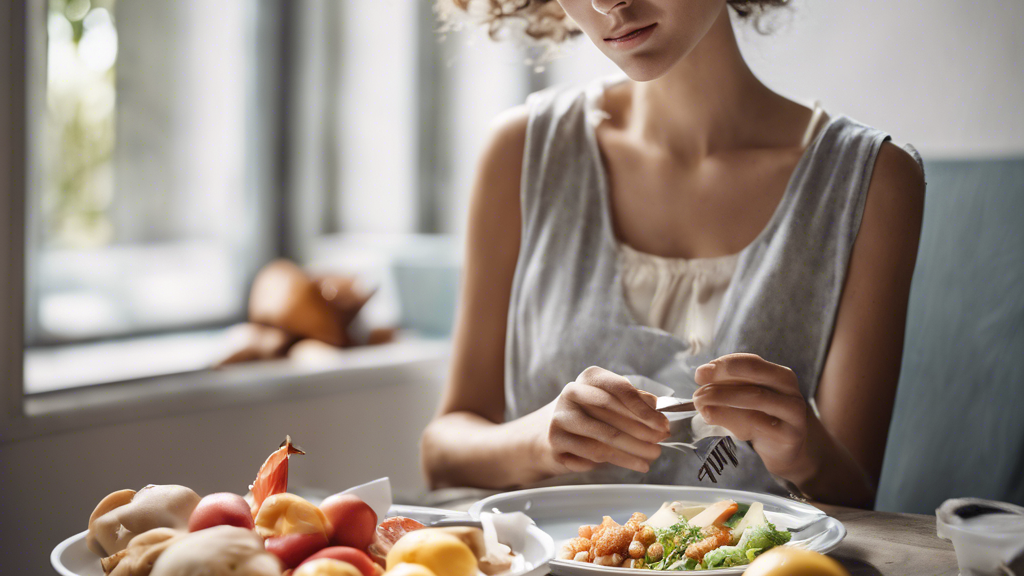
558 499 791 571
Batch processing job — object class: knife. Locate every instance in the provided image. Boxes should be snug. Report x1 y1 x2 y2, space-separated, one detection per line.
656 397 696 413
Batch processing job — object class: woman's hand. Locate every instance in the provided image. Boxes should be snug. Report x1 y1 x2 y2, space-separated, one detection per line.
540 366 671 475
693 354 816 483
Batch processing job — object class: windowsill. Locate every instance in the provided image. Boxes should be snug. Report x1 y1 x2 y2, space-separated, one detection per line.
25 329 232 394
3 335 451 445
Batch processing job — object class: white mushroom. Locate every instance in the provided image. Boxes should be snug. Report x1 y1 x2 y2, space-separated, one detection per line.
150 525 282 576
101 527 185 576
87 485 201 557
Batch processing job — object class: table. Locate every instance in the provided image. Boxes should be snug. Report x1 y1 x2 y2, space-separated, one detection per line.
424 492 961 576
815 504 958 576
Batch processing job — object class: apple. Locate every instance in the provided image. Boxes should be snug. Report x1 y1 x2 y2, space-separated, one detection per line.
299 546 383 576
319 494 377 550
188 493 255 532
265 532 330 569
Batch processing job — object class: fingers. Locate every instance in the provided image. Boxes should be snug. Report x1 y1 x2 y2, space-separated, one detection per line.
582 404 670 444
549 428 658 473
692 384 807 429
575 366 670 431
694 353 800 396
553 407 664 460
550 367 673 474
698 405 804 448
554 452 599 474
563 379 670 434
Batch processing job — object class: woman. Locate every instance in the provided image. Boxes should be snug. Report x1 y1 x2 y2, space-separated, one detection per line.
421 0 925 508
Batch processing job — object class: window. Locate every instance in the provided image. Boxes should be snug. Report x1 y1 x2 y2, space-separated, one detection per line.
29 0 255 345
17 0 548 397
23 0 281 393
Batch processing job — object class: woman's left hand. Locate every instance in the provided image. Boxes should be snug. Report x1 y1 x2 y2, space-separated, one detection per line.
693 353 816 483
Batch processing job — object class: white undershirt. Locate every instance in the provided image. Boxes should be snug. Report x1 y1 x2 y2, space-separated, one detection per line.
619 244 739 354
618 102 825 354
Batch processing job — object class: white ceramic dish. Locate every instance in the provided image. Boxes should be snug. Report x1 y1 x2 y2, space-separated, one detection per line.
52 504 555 576
469 484 846 576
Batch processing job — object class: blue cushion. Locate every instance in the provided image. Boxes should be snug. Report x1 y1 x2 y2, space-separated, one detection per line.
876 158 1024 513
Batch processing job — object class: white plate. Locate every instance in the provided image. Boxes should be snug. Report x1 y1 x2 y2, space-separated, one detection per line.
52 505 555 576
468 485 846 576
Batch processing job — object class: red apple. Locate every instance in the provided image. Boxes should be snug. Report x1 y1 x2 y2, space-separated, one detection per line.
188 493 255 532
265 532 330 568
299 546 383 576
319 494 377 550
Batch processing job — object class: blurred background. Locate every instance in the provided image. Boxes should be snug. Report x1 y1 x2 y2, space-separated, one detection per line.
0 1 1021 574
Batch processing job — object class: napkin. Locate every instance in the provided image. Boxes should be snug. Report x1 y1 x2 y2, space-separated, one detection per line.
340 476 392 522
344 478 538 573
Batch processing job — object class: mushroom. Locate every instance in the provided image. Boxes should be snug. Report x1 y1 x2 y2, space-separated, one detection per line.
87 485 201 557
149 525 282 576
100 528 185 576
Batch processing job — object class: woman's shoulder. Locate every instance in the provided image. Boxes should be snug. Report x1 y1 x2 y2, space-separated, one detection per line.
832 115 926 263
473 76 603 201
474 106 530 206
523 74 626 127
864 141 927 234
812 115 926 200
478 76 598 168
823 115 923 165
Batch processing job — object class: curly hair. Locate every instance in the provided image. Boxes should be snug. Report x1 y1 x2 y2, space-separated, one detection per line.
439 0 791 42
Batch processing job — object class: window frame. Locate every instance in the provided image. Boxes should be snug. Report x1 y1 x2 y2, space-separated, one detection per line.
1 0 33 433
23 0 292 348
1 0 461 443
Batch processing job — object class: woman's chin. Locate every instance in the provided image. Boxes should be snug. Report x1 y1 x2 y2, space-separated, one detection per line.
608 54 676 83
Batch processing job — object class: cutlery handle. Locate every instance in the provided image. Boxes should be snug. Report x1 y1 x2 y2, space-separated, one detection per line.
656 398 696 413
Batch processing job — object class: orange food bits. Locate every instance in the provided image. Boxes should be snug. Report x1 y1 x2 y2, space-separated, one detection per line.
684 526 733 563
593 525 632 557
627 540 646 559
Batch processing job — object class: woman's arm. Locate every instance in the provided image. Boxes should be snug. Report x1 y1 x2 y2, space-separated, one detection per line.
805 142 926 504
693 142 926 508
420 105 543 489
420 107 670 490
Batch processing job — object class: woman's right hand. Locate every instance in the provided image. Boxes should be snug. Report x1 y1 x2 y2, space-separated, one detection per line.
537 366 672 475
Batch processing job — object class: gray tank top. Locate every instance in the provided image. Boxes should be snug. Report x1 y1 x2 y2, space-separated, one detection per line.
504 77 923 494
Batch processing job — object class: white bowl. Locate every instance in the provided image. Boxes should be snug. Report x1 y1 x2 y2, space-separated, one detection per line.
52 504 554 576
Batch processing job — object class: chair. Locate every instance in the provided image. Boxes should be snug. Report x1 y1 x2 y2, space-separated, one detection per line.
876 158 1024 513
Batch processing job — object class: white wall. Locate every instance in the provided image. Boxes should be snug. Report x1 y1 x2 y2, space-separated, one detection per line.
737 0 1024 159
0 363 447 576
546 0 1024 159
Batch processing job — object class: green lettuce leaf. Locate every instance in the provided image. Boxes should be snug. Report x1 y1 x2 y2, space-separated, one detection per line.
700 522 792 569
737 522 792 552
646 520 703 570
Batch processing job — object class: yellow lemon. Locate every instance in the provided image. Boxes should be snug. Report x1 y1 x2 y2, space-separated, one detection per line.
386 529 478 576
744 547 851 576
385 563 439 576
294 559 364 576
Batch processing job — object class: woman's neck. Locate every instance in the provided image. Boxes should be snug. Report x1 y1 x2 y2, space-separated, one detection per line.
623 7 804 160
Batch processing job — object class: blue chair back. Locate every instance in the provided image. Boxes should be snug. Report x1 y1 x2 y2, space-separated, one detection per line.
877 158 1024 513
